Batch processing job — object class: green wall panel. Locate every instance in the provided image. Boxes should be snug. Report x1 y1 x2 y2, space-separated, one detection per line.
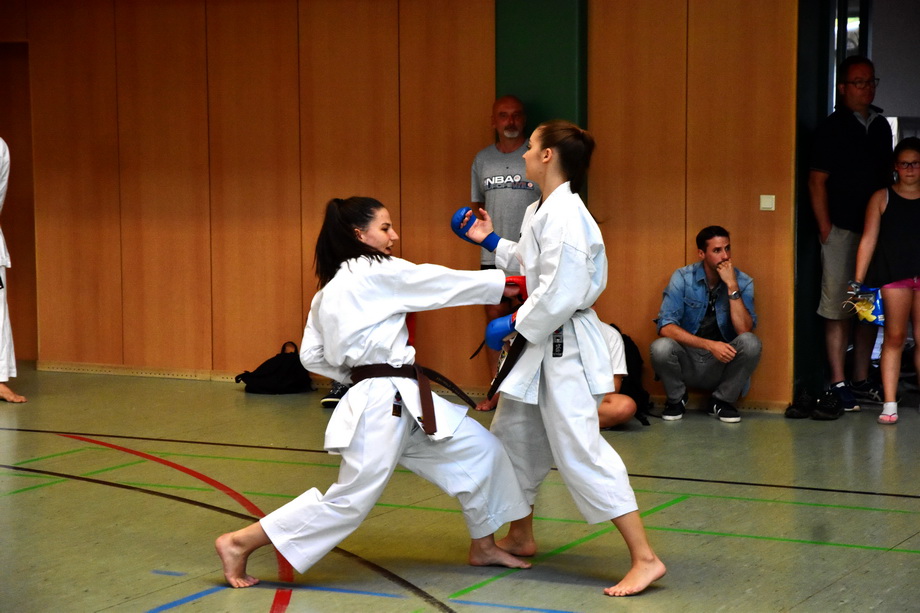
495 0 587 130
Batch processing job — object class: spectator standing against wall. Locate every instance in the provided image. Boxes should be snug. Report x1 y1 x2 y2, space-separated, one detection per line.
808 55 892 411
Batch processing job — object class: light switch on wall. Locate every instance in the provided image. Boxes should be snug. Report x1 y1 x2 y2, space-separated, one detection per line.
759 195 775 211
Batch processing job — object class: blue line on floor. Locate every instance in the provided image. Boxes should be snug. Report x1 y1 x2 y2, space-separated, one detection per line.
451 600 577 613
258 581 406 598
148 581 407 612
146 586 227 612
151 569 186 576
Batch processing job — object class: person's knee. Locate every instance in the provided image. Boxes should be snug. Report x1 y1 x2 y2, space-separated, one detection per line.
884 326 908 349
733 332 762 359
598 394 636 428
650 337 680 367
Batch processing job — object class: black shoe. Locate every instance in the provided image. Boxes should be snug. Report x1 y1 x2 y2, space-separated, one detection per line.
829 381 859 412
707 397 741 423
321 381 349 408
661 396 686 421
785 389 815 419
811 390 844 420
850 379 883 405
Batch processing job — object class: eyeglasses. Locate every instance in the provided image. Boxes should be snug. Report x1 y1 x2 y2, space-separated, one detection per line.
896 160 920 169
844 78 880 89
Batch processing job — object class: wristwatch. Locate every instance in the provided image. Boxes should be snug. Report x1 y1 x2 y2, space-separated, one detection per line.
728 290 741 301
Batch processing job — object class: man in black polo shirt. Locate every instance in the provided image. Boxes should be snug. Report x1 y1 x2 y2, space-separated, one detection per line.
809 55 892 412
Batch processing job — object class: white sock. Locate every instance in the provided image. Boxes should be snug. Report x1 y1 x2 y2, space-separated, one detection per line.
881 402 898 416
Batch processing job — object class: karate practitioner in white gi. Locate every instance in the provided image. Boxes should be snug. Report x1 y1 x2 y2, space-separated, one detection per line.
454 120 666 596
216 196 532 588
0 137 26 403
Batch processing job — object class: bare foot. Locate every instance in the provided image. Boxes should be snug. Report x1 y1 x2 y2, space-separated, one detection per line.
474 396 498 412
0 383 26 403
469 538 532 569
603 556 666 597
215 532 261 588
495 533 537 557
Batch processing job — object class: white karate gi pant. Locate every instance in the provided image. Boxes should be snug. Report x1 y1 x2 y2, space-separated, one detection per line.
260 396 530 573
0 268 16 382
492 323 638 524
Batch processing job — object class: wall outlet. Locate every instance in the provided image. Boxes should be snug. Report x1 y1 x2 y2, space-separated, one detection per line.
759 195 775 211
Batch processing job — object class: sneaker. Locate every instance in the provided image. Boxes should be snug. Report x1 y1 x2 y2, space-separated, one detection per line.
661 396 686 421
321 381 350 408
784 389 815 419
850 379 883 405
707 397 741 423
811 390 844 420
830 381 859 412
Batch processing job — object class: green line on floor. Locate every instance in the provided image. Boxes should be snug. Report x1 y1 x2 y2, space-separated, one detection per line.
450 523 620 599
14 447 90 465
647 525 920 554
635 488 920 514
84 460 147 476
2 478 69 495
641 495 691 516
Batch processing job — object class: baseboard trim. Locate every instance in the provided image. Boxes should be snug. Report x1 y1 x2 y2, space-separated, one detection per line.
37 361 218 381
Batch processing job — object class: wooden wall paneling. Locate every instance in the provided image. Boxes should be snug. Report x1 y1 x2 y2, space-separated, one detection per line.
115 1 211 372
206 0 303 374
588 0 689 371
299 0 400 316
0 0 28 42
399 0 496 388
29 0 124 365
687 0 798 407
0 43 37 359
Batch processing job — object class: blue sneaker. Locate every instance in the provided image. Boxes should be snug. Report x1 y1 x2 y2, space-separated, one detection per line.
830 381 859 412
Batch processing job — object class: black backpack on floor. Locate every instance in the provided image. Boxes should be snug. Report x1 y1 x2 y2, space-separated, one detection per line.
235 342 315 394
610 324 651 426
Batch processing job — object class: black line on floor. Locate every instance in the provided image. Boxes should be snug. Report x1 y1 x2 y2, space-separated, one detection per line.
0 427 321 453
6 426 919 502
629 472 920 501
0 463 457 612
1 463 255 520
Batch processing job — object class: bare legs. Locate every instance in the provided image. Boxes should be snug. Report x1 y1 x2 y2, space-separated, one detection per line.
877 287 920 423
0 382 25 403
469 534 532 569
825 318 876 385
495 509 665 596
496 510 538 557
215 522 272 588
604 511 667 596
598 393 636 429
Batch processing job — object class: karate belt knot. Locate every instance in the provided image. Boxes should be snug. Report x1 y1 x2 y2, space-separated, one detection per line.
350 363 477 435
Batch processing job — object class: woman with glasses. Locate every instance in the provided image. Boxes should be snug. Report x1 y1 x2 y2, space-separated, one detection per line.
854 137 920 424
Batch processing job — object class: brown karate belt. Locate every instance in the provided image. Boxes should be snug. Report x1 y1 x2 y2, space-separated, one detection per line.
350 364 477 435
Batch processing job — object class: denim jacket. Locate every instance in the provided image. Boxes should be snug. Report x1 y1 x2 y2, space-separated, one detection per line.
654 261 756 341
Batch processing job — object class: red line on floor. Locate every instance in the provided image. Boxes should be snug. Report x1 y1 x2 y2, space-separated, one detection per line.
58 433 294 611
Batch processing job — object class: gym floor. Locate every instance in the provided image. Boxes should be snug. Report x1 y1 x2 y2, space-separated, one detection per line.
2 363 919 613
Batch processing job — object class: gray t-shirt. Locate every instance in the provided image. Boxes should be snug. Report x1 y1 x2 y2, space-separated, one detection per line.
470 142 540 271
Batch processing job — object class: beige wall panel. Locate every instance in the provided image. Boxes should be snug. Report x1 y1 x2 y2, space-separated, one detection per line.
399 0 495 387
29 0 124 364
687 0 797 405
115 2 211 371
299 0 400 315
207 0 303 374
0 0 28 42
0 43 37 359
588 0 688 370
